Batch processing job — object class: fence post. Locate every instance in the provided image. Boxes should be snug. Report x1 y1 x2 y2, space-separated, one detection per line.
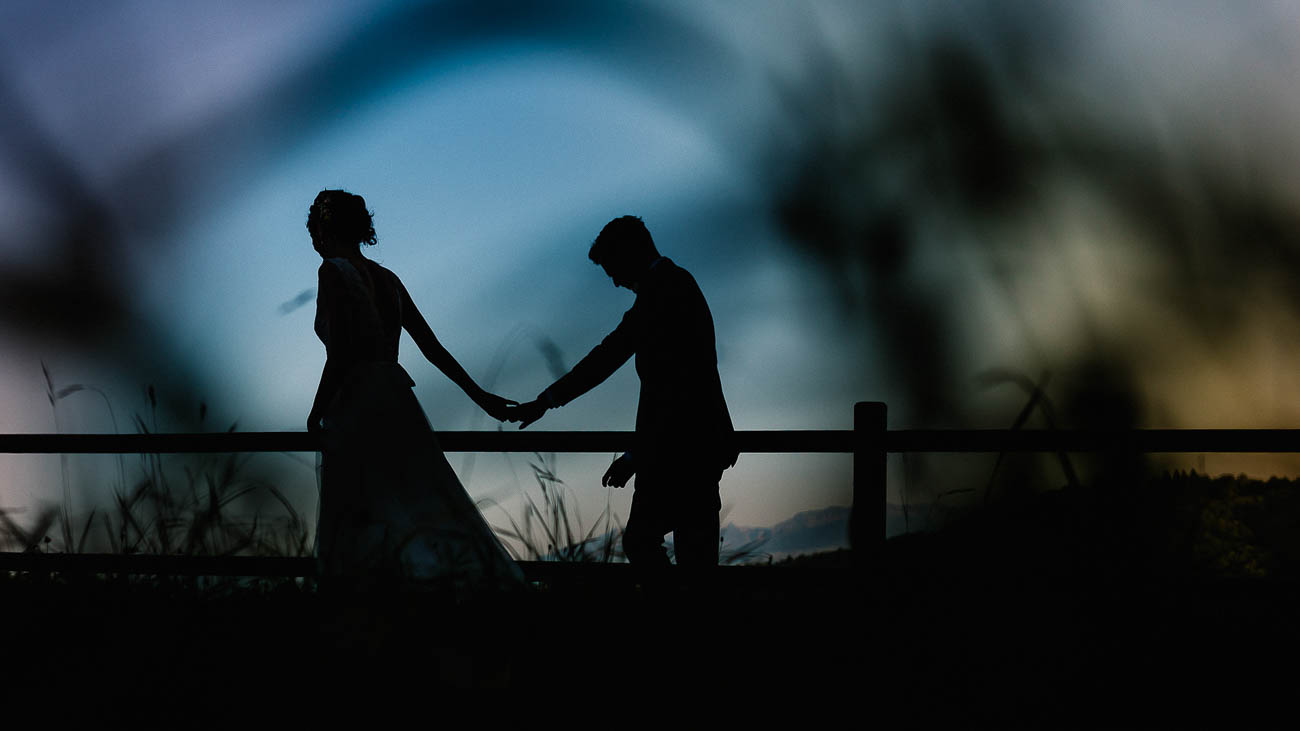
853 401 887 564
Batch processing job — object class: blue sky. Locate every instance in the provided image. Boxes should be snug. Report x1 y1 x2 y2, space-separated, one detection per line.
153 43 868 531
4 1 1300 547
0 1 872 538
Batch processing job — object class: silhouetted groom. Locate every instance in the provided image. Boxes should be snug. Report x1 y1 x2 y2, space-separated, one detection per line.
513 216 738 568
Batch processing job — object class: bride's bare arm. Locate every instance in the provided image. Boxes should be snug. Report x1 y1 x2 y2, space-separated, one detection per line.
397 279 515 420
308 263 352 431
308 359 342 432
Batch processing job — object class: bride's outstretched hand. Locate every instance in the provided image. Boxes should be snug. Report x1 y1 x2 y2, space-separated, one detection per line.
512 399 549 429
476 391 519 422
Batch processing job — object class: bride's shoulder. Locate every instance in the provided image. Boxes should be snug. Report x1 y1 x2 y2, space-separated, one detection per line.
317 258 344 279
368 261 405 289
367 260 397 277
318 256 350 272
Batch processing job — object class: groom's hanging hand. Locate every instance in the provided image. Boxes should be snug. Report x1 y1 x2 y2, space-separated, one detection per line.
513 399 550 429
601 454 635 488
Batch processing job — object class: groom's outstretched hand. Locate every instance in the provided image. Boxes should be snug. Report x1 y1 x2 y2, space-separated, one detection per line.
512 399 549 429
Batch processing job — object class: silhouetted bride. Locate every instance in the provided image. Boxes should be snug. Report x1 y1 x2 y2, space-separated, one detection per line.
305 189 522 588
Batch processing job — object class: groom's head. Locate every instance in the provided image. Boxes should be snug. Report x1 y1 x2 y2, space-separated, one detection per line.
589 215 660 292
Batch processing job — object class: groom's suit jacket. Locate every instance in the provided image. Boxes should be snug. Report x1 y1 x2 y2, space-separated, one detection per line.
540 257 738 475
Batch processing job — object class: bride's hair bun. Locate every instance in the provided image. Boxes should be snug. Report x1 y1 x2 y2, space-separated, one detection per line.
307 189 377 247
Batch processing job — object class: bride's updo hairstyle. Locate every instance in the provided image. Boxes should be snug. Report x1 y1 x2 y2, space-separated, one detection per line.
307 189 378 248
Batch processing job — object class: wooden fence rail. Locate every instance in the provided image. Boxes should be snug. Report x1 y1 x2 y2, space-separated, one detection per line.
0 430 855 455
0 553 638 582
2 401 1298 577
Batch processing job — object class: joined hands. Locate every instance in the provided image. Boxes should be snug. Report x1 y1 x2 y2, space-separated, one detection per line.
483 394 637 487
503 399 549 429
474 391 519 422
474 388 548 428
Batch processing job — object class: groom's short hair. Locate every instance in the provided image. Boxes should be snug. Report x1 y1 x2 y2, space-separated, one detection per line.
589 215 659 265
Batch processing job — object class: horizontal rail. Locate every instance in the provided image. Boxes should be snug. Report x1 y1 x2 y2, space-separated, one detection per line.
0 553 314 577
0 430 856 454
2 429 1299 455
0 552 698 580
4 401 1297 577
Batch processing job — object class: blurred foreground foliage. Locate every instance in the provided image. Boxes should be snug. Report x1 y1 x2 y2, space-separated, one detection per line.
890 468 1300 584
1156 471 1300 580
0 369 312 558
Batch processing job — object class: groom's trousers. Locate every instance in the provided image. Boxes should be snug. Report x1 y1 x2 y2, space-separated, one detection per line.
622 462 722 568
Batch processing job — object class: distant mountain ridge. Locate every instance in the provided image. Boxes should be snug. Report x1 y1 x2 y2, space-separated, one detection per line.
721 505 850 559
529 505 854 562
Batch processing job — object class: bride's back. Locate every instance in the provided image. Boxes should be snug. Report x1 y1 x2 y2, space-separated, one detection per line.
317 256 404 364
357 258 403 340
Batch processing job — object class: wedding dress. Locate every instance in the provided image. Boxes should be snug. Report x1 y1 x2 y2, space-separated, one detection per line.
313 256 523 587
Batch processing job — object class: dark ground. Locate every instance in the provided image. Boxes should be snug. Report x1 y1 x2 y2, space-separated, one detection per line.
874 471 1300 726
0 555 863 716
6 473 1300 723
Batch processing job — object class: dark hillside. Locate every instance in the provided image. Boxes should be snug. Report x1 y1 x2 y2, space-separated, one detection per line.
4 472 1299 721
876 471 1300 725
